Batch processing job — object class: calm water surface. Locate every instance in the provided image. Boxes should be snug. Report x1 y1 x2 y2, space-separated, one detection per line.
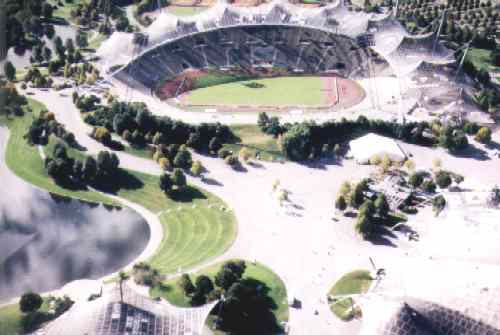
0 128 150 301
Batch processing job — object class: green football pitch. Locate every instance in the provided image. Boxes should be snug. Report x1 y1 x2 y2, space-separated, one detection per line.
184 76 331 107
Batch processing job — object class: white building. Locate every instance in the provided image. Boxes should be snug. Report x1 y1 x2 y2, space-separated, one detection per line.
349 133 406 164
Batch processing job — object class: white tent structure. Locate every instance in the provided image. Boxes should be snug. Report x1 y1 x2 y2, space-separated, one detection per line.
349 133 406 164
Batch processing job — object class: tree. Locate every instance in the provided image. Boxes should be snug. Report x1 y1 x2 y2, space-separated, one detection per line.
65 38 75 55
208 137 222 154
218 148 231 159
83 156 98 181
195 275 214 296
339 181 351 197
172 168 187 190
215 261 246 291
421 179 436 193
350 182 365 208
93 127 111 144
4 61 16 82
355 214 374 239
43 46 52 62
215 267 239 291
190 160 203 176
281 124 312 161
409 172 424 188
475 126 492 144
257 112 270 129
239 147 252 163
359 199 375 218
403 159 415 172
491 48 500 67
380 155 392 173
159 157 171 171
159 173 173 193
178 274 195 295
435 171 452 188
118 271 128 303
335 195 347 212
374 193 389 218
173 149 192 169
42 3 53 19
55 37 66 57
97 151 119 175
75 30 88 49
20 292 42 314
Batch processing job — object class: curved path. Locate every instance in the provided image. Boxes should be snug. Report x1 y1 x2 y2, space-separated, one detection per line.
19 87 500 335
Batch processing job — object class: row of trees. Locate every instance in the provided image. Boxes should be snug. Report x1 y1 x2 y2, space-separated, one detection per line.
79 97 236 153
4 0 52 51
0 85 27 117
45 142 120 189
68 0 132 32
258 113 474 161
25 111 79 148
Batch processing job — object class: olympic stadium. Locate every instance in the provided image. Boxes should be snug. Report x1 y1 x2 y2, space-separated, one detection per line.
96 0 487 123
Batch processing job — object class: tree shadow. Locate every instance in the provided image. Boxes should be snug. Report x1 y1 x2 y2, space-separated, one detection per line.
213 277 283 335
201 177 223 186
247 161 265 169
450 144 490 161
232 163 248 173
368 226 398 247
91 169 144 194
169 186 206 203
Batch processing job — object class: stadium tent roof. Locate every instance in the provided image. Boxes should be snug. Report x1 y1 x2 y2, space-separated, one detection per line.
349 133 406 164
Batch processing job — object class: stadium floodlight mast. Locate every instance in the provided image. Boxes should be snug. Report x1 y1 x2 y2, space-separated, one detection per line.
454 42 471 83
432 10 447 57
394 0 399 17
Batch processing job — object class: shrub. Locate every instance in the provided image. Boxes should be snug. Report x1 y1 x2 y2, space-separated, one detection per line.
421 179 436 193
435 171 452 188
225 155 239 167
190 160 203 176
158 157 171 171
20 292 43 313
335 195 347 211
218 148 231 159
239 147 252 162
369 154 381 165
132 262 160 287
475 126 492 144
93 127 111 144
153 150 165 162
409 172 424 188
432 195 446 214
178 274 195 295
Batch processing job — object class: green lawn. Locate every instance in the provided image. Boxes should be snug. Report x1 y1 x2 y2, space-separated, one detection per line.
2 99 117 206
0 300 50 335
150 260 289 322
0 304 22 335
328 269 372 321
87 32 108 50
47 0 79 22
167 5 207 16
115 171 237 274
223 124 284 162
467 48 498 73
186 76 325 107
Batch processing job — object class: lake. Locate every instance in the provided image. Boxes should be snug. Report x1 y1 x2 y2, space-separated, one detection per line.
0 127 150 301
